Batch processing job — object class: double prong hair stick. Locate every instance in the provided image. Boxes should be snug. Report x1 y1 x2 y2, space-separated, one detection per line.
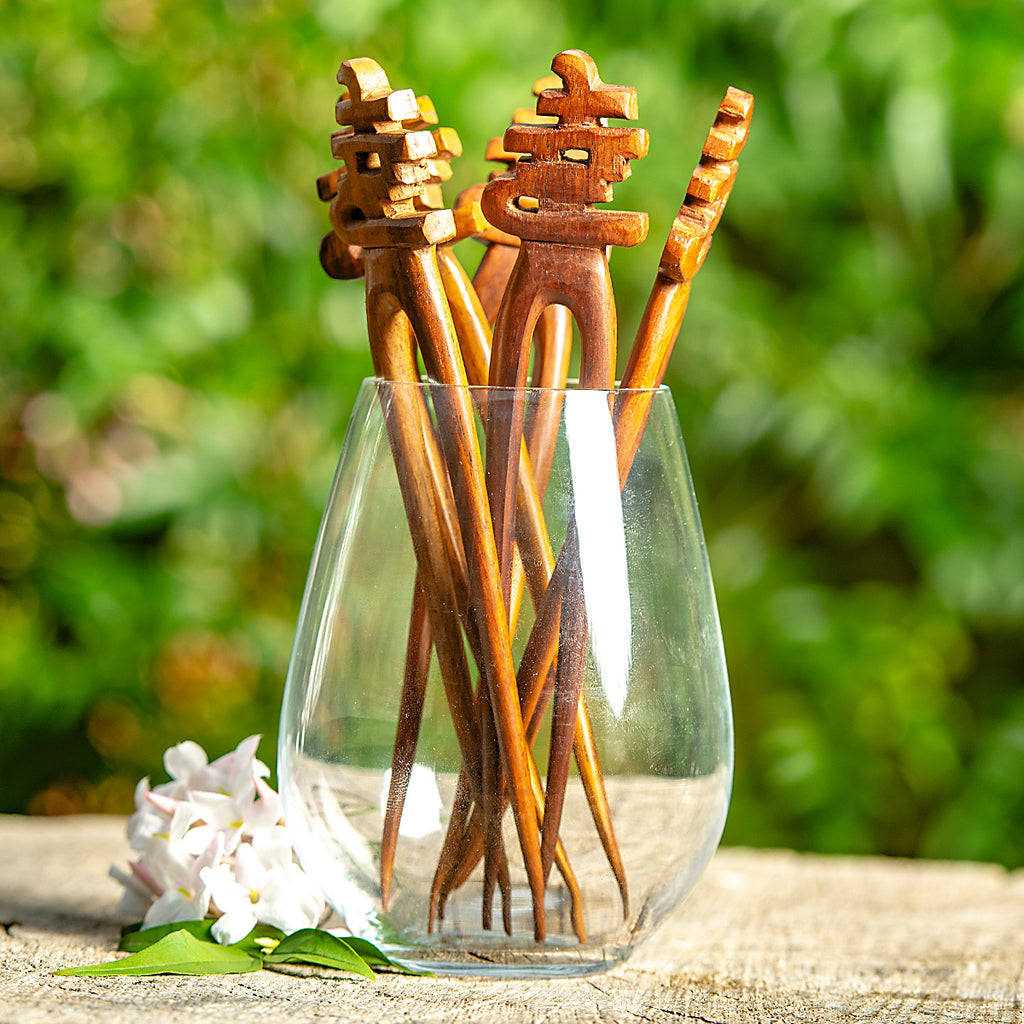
324 58 548 941
482 50 650 887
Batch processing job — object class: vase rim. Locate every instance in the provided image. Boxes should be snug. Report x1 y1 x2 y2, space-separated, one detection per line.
368 376 670 396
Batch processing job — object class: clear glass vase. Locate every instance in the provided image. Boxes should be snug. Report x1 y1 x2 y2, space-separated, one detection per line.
279 377 732 977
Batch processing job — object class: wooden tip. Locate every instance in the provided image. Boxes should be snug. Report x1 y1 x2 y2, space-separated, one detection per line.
485 135 519 167
337 57 390 97
401 95 441 133
336 58 418 132
702 87 754 161
391 160 432 186
551 49 601 92
413 183 445 211
415 94 438 125
319 232 364 280
424 157 453 183
512 106 557 126
316 167 343 202
402 130 439 161
657 86 753 282
453 198 487 241
659 218 712 283
532 73 561 96
721 86 754 121
431 126 462 161
538 49 639 123
420 208 458 246
687 159 737 204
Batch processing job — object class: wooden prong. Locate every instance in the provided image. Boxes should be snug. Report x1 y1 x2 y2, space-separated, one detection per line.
363 289 483 792
435 244 613 940
541 553 586 882
517 544 631 919
325 60 547 939
575 694 628 917
392 246 547 942
526 303 572 495
380 580 432 909
438 719 590 943
438 242 626 931
472 240 520 323
514 85 754 912
429 770 473 931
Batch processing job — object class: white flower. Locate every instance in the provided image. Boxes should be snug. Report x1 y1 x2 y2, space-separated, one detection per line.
140 827 223 929
188 772 281 855
202 826 326 944
125 776 172 854
158 735 269 801
110 735 326 944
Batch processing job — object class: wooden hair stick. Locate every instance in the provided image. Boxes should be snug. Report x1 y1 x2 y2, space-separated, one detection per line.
512 89 753 885
482 50 650 885
326 58 548 940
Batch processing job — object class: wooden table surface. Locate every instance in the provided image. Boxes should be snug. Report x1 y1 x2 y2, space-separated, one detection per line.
1 814 1021 1023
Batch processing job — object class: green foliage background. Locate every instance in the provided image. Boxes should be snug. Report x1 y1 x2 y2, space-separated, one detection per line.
2 0 1023 866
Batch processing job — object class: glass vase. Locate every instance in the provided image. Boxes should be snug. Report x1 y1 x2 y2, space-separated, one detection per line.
278 377 732 977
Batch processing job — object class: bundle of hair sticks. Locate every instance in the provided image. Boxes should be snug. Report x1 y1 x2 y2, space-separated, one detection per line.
315 49 753 943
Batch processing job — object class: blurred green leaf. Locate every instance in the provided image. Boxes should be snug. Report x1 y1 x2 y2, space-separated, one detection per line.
2 0 1022 868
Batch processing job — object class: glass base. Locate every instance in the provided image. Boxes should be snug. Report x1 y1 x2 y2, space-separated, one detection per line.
385 942 630 979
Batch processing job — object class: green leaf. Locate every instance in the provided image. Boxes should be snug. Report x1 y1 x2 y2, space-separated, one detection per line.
262 928 375 979
118 919 215 952
341 936 434 976
54 929 262 976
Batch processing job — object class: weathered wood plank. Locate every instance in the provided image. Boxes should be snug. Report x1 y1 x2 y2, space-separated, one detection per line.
1 815 1021 1023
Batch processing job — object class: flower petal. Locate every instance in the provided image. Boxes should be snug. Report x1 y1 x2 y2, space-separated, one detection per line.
228 735 262 802
142 835 192 892
251 825 292 871
189 830 225 890
246 778 282 832
142 885 208 929
212 905 258 945
164 740 208 783
202 862 249 915
132 776 151 812
126 808 168 853
126 858 163 897
232 841 266 891
188 791 238 830
167 801 198 843
110 863 156 919
179 822 219 858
